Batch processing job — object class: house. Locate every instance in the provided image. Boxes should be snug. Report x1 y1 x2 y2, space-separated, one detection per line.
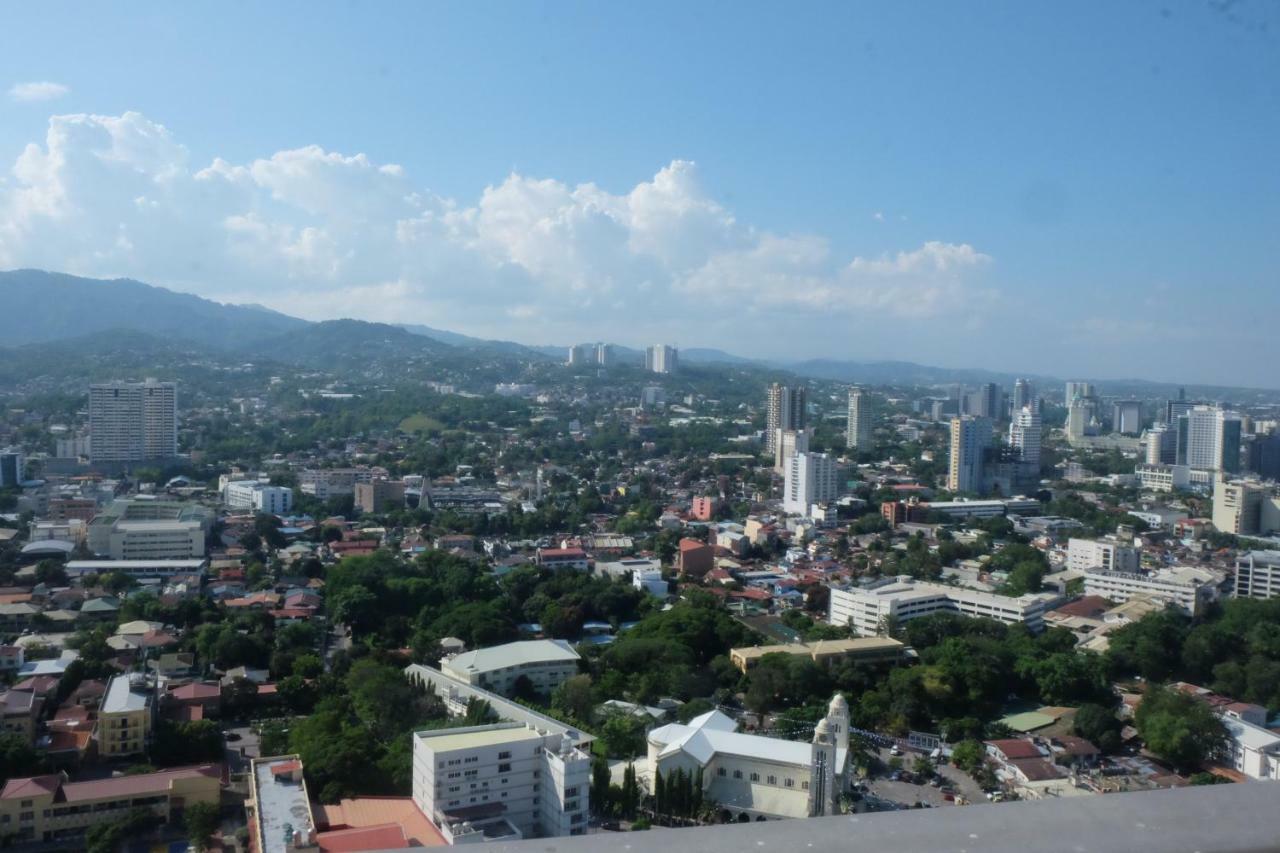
535 547 590 571
676 538 715 578
98 674 154 758
0 645 25 674
167 682 223 718
0 690 45 743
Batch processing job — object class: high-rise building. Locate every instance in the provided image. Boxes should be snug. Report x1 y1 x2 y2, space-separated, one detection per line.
1008 406 1042 467
845 387 873 450
645 344 678 374
0 449 23 488
1065 381 1095 404
783 451 838 514
1066 398 1098 440
1011 379 1034 415
89 380 178 464
1247 431 1280 481
1212 475 1280 536
1144 422 1177 465
766 383 807 452
963 383 1000 419
1180 406 1242 473
1164 387 1192 425
774 427 811 473
947 416 993 493
1112 400 1142 435
566 344 594 365
595 343 613 366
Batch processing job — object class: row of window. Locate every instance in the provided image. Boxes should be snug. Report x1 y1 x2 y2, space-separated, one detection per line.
715 767 807 789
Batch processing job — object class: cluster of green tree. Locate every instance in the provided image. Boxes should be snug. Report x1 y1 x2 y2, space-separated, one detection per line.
1045 493 1137 536
778 608 850 642
591 758 643 820
85 807 163 853
652 766 707 822
989 543 1050 595
1133 686 1229 772
1105 597 1280 710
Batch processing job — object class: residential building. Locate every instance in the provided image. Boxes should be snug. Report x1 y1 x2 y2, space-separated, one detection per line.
677 538 716 577
0 690 44 743
65 558 207 580
783 452 838 515
1135 462 1201 493
631 565 669 598
299 467 375 499
535 547 589 571
947 416 993 493
644 344 678 374
88 379 177 464
1235 551 1280 600
1213 475 1280 536
1067 537 1140 573
98 674 154 758
412 722 590 841
0 449 23 488
1066 397 1098 441
354 479 406 514
224 480 293 514
1112 400 1142 435
690 496 719 521
0 765 220 845
1008 406 1042 467
1065 382 1095 404
1011 378 1034 415
729 638 904 674
645 695 854 820
440 639 581 697
1083 567 1224 615
596 343 613 366
54 435 91 459
964 383 1000 419
773 427 810 474
766 384 807 453
829 577 1059 635
845 387 873 450
566 343 595 365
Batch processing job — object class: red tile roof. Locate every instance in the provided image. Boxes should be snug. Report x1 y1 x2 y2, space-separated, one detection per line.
317 823 409 851
60 764 221 803
0 774 62 800
987 738 1042 760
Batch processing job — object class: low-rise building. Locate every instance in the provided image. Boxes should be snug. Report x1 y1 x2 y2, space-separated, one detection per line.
98 674 154 758
535 547 589 571
441 639 581 698
224 480 293 514
0 764 221 845
1083 566 1224 614
1235 550 1280 600
729 637 905 674
829 576 1059 635
354 479 407 514
1067 537 1140 573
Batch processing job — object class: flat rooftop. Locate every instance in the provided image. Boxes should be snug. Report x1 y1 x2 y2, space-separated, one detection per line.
253 757 313 853
415 723 543 753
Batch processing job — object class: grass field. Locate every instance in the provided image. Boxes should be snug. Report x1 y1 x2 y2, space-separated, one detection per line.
398 413 445 433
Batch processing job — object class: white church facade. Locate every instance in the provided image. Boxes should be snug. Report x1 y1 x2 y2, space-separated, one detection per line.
644 694 853 820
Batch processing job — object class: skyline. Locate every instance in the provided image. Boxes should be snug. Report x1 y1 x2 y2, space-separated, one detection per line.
1 2 1277 387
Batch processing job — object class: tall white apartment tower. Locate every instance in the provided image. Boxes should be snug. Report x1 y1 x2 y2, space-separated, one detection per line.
1009 406 1042 467
783 451 838 514
89 380 177 464
1011 379 1034 415
766 384 807 453
645 344 678 374
947 416 993 493
846 387 873 450
1181 406 1242 473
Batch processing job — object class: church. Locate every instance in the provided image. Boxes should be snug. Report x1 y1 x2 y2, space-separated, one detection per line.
644 693 853 820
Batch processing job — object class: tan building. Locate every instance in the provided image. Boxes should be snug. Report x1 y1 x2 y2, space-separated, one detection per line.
0 764 220 845
354 480 407 514
729 637 905 674
98 674 153 758
0 690 44 743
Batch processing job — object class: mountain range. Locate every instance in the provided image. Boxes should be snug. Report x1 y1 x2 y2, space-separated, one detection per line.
1 269 1273 398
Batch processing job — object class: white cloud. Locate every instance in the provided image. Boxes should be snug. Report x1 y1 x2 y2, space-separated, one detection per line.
0 110 998 351
8 81 70 102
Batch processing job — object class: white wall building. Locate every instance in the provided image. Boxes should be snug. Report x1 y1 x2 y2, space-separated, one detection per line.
947 416 993 493
846 387 873 450
1067 537 1140 573
412 722 590 842
1083 567 1223 615
783 452 837 515
1135 463 1194 493
645 344 678 374
1009 406 1042 467
441 639 581 698
224 480 293 514
1235 551 1280 600
773 427 811 474
829 577 1059 635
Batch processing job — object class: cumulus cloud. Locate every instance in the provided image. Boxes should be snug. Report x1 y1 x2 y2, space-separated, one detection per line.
8 81 70 102
0 110 997 350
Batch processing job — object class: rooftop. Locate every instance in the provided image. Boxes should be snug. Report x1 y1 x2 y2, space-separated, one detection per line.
102 674 151 714
414 723 544 753
253 756 314 853
443 639 579 674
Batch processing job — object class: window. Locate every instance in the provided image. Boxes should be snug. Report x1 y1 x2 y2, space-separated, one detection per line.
750 772 759 782
498 751 511 759
733 770 742 779
767 775 777 785
717 767 726 777
565 787 578 797
499 763 511 773
784 778 794 788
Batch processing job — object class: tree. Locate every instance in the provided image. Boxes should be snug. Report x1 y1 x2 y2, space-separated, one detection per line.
1134 686 1229 772
1073 703 1122 753
591 757 613 817
150 720 224 767
599 714 646 758
0 733 40 785
950 739 985 774
551 674 595 723
184 801 221 852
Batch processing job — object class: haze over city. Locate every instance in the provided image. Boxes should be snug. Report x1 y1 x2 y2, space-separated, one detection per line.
1 2 1277 386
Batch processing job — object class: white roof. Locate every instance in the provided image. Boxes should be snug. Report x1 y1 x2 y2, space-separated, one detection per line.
1221 715 1280 752
102 674 150 714
444 639 579 675
648 710 812 767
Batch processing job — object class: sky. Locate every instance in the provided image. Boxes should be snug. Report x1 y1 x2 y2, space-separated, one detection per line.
0 2 1277 387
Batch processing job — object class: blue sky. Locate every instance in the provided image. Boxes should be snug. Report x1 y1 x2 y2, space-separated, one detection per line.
1 2 1277 386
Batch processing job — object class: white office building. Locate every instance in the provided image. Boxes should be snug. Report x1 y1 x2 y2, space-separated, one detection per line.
1235 551 1280 600
1067 537 1140 573
441 639 581 698
774 427 811 474
299 467 374 498
224 480 293 514
1112 400 1142 436
1083 566 1223 615
1144 423 1178 465
783 452 838 515
412 722 590 842
829 577 1059 636
1180 406 1242 473
1213 476 1280 537
86 499 212 560
89 380 178 463
846 387 873 450
1009 406 1042 467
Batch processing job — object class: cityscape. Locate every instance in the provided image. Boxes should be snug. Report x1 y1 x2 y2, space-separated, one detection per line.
1 3 1278 852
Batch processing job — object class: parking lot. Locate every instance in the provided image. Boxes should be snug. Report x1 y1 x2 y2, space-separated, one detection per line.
856 745 988 811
